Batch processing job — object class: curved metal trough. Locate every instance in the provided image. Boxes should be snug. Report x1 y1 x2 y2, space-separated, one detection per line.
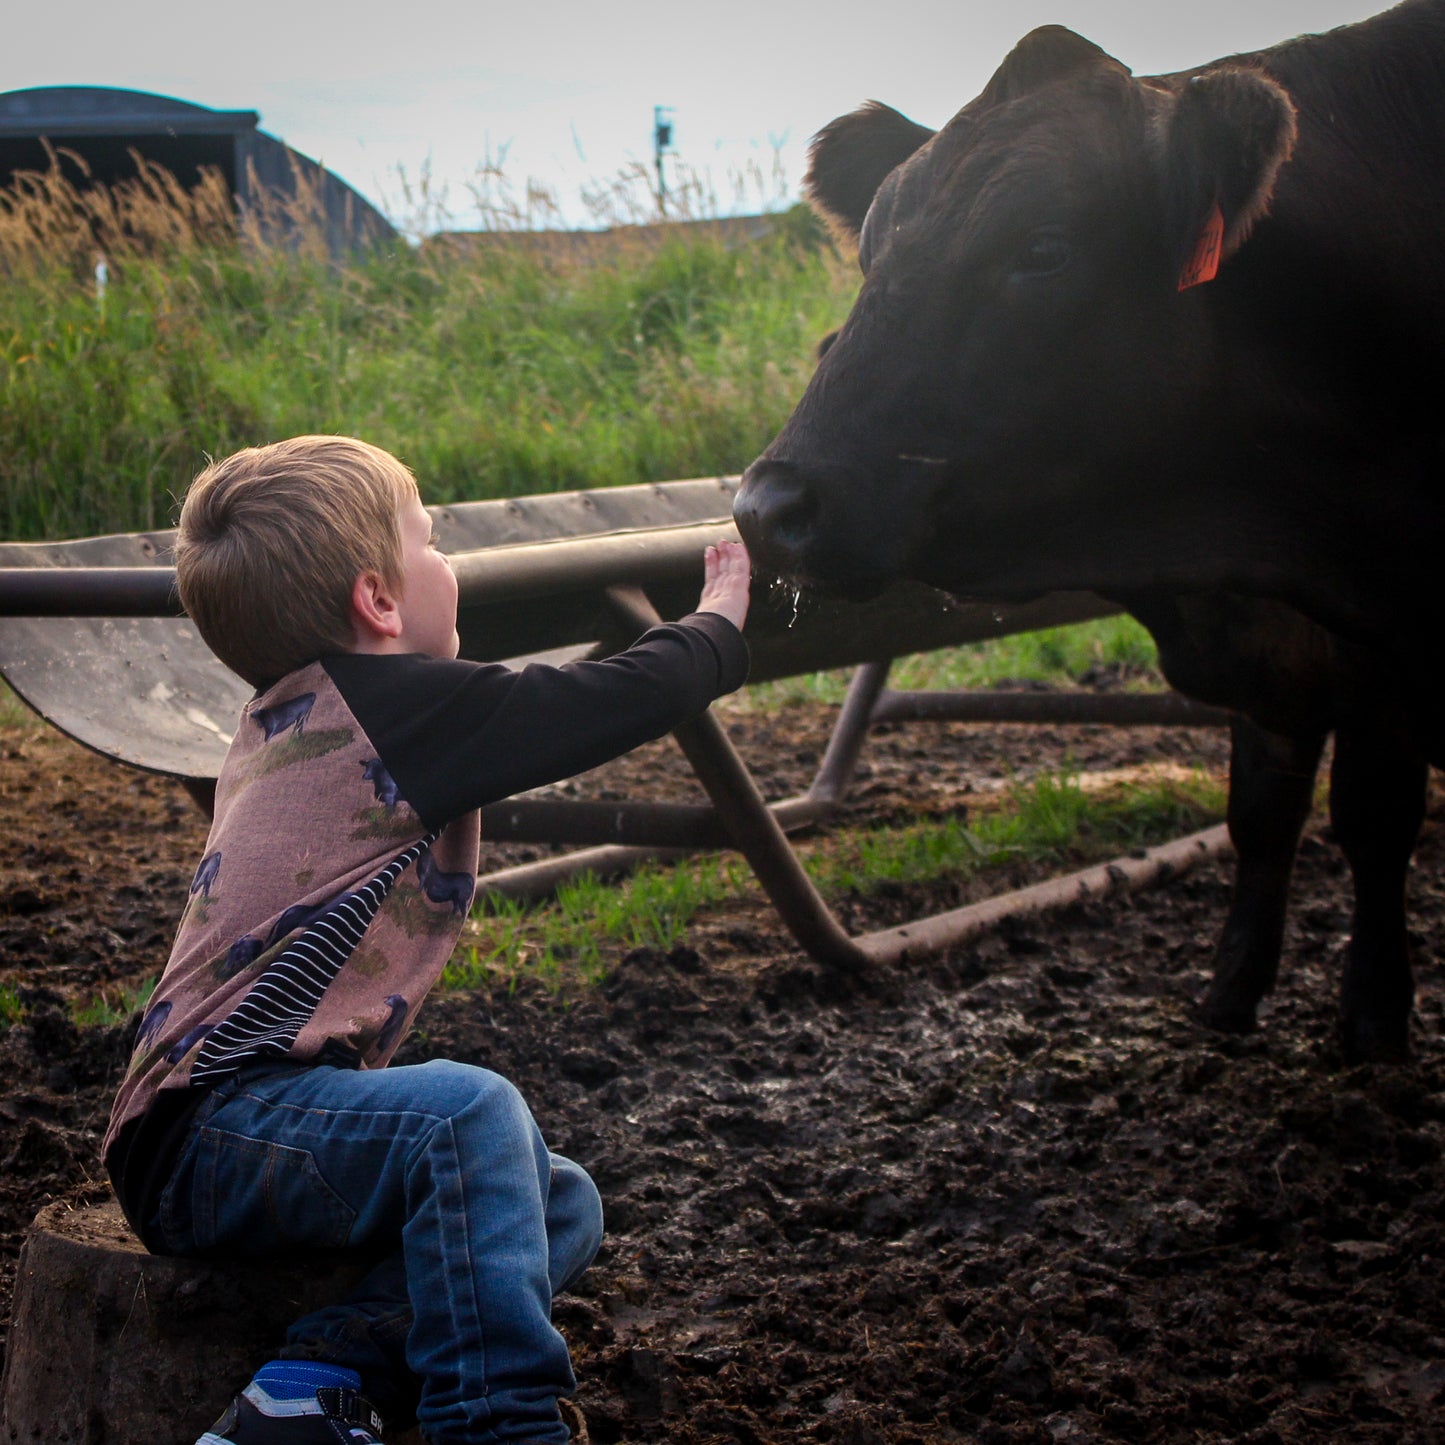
0 475 1232 969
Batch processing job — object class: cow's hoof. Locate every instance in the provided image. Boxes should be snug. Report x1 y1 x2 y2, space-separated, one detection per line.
1340 1014 1410 1065
1194 992 1259 1036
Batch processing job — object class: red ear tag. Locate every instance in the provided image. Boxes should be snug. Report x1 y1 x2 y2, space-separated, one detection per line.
1178 202 1224 291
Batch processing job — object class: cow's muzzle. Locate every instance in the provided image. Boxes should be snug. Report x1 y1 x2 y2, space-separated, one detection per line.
734 457 913 597
733 459 820 579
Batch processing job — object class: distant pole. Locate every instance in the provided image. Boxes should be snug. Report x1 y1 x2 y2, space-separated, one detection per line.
653 105 675 215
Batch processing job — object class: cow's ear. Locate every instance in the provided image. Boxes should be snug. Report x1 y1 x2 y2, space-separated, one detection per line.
1166 67 1298 279
806 102 935 240
980 25 1120 106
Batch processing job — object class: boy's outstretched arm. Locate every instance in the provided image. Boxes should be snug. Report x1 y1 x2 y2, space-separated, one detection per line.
696 539 751 632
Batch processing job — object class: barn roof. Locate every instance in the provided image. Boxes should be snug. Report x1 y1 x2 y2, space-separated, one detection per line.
0 85 259 137
0 84 397 254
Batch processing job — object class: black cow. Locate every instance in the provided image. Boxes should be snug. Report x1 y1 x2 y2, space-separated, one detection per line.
734 2 1445 1060
189 850 222 897
417 851 475 917
361 758 402 810
252 692 316 742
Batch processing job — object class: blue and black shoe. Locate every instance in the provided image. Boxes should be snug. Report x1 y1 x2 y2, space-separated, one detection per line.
195 1361 385 1445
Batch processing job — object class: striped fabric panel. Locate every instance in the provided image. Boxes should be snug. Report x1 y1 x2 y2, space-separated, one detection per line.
189 831 439 1084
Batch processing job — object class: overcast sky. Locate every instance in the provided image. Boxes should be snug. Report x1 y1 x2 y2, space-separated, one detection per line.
3 0 1393 231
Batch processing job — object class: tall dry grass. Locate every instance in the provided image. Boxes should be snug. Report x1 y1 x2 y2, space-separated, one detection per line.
0 143 236 275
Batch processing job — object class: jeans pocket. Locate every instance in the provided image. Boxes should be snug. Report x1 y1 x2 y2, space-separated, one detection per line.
191 1127 357 1254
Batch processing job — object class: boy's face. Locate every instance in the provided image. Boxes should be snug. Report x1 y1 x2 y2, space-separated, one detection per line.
394 494 460 658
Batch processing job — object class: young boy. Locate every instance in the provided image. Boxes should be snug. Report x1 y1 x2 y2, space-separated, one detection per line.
103 434 751 1445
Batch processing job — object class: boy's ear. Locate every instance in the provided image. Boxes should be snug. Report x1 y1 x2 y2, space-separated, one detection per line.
350 570 404 643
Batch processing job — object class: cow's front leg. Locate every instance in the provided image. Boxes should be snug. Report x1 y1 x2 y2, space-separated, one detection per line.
1198 718 1324 1034
1329 720 1427 1062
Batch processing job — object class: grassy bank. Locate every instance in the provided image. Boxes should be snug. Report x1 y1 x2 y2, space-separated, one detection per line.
2 156 853 541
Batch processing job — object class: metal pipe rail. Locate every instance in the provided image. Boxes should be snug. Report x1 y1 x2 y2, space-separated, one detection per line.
0 519 738 617
0 566 181 618
478 794 829 849
871 687 1231 729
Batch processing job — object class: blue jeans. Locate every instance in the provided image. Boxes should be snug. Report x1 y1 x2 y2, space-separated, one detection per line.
154 1059 603 1444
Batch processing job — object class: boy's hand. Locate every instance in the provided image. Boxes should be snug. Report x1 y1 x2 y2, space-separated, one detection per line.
697 539 751 632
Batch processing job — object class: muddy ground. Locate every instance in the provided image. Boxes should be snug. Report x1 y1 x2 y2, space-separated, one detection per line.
1 698 1442 1444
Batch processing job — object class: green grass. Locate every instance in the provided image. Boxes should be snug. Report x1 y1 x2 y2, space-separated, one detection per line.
892 616 1159 690
0 681 38 730
71 976 157 1030
444 854 747 992
810 769 1223 896
0 985 26 1029
0 964 160 1037
449 767 1225 993
744 615 1161 709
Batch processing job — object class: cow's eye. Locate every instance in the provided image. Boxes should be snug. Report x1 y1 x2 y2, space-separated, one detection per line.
1013 230 1071 276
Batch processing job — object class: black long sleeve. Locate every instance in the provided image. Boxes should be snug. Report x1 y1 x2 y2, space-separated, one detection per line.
322 612 748 832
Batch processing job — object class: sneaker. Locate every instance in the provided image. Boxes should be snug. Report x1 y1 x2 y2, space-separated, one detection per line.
196 1368 385 1445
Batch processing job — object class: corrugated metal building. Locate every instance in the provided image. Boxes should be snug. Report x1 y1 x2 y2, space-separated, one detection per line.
0 85 396 254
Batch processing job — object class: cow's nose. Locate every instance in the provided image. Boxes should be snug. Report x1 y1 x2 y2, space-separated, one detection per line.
733 460 819 572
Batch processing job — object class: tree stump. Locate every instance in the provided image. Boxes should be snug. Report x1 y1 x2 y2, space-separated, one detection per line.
0 1198 422 1445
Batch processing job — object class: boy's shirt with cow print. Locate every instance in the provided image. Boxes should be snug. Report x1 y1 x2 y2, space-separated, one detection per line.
104 614 748 1229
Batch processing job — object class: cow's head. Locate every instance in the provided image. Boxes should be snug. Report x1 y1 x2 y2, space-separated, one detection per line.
734 25 1297 599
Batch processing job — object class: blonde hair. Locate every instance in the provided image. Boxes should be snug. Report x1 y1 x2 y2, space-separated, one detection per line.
175 435 419 688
